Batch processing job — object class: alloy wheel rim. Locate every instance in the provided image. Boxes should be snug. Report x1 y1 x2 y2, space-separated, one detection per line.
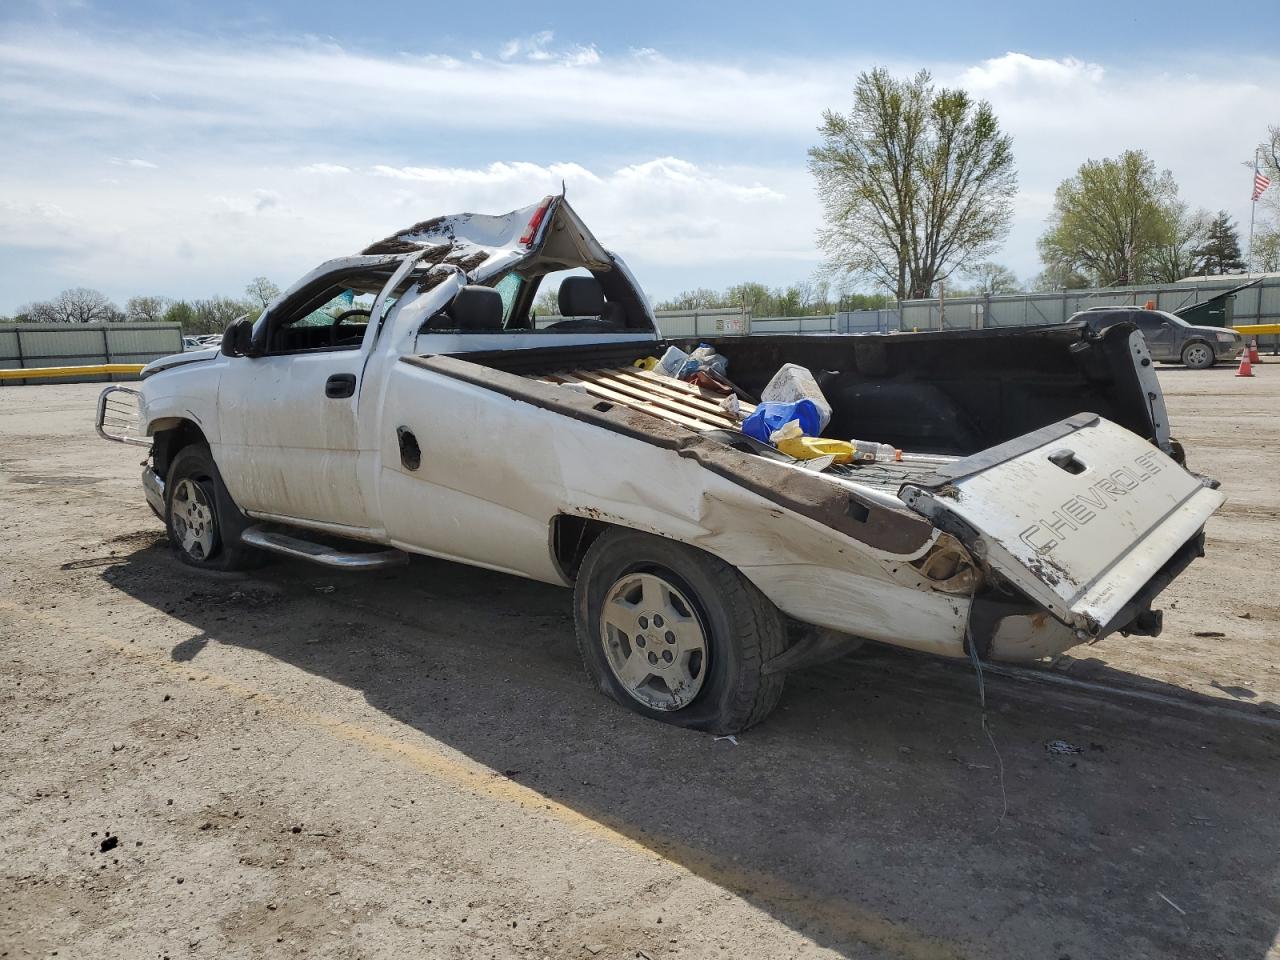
1187 344 1210 365
172 478 216 561
599 571 708 711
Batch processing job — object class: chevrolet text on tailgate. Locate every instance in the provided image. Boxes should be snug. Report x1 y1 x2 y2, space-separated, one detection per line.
96 195 1224 733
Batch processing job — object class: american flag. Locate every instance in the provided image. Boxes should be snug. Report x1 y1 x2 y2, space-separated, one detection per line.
1255 171 1273 201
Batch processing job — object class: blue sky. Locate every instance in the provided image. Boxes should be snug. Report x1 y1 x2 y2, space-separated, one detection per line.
2 0 1278 312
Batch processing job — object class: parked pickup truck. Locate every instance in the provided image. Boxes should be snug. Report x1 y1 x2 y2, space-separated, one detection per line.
97 195 1225 733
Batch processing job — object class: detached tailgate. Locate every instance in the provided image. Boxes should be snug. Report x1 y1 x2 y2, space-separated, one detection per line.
900 414 1224 638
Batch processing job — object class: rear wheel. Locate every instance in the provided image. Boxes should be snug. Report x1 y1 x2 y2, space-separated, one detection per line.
1181 341 1215 369
574 528 786 734
165 444 264 571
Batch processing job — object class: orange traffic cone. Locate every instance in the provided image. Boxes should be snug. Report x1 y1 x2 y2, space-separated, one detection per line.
1249 339 1261 364
1236 353 1255 377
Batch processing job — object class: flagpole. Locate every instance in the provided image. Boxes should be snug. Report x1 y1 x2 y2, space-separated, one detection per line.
1249 146 1259 275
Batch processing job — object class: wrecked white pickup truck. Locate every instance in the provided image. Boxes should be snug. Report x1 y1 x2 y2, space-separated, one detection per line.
97 196 1224 732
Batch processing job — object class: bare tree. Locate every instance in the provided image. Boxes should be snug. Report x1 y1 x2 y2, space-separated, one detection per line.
1149 204 1211 283
962 261 1021 296
809 68 1017 300
245 276 281 310
190 297 252 335
17 288 120 323
532 287 560 317
1254 230 1280 272
1251 126 1280 271
126 295 173 323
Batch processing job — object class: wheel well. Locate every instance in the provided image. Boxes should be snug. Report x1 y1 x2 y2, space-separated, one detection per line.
151 420 208 480
551 514 611 581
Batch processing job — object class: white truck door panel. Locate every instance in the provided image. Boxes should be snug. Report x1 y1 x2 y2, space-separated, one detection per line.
216 351 368 528
375 362 566 582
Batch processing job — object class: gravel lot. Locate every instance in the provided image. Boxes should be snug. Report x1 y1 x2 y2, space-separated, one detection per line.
2 367 1279 960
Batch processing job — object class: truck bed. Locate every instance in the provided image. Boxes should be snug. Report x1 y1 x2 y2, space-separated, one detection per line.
521 361 959 493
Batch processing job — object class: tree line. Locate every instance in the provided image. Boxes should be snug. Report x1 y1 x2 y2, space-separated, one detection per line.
807 69 1277 298
2 277 282 333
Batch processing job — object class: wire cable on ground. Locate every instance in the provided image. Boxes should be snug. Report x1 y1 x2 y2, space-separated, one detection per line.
964 592 1008 831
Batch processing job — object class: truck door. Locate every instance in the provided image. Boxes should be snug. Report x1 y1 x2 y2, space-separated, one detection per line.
216 257 421 530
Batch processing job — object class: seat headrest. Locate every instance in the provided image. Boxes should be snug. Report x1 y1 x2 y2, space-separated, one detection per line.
452 285 503 331
558 276 605 317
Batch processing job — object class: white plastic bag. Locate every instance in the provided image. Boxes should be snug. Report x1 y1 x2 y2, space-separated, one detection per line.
760 363 831 432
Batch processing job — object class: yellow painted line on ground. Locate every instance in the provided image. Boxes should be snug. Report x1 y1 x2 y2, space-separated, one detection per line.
1234 324 1280 336
0 363 145 381
0 597 965 960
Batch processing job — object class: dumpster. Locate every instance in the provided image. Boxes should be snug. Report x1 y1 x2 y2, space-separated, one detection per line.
1177 295 1234 328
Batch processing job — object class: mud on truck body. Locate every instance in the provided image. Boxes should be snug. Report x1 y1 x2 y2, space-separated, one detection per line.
97 196 1224 733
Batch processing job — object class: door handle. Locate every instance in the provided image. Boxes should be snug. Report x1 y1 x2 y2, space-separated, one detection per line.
325 373 356 398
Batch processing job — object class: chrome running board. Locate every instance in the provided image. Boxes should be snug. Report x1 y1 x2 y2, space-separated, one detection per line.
240 525 410 570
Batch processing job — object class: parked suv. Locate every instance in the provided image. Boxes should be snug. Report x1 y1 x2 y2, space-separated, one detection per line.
1073 306 1243 369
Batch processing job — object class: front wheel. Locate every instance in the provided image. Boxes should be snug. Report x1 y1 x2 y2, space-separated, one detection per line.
1181 341 1215 369
165 444 264 571
573 528 787 734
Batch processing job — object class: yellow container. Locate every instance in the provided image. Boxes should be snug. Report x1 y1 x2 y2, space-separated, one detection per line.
775 436 855 463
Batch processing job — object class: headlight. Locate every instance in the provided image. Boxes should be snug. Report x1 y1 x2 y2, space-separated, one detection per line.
1216 332 1236 343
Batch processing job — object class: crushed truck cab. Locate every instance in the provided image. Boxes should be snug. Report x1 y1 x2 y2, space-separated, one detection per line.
97 195 1224 733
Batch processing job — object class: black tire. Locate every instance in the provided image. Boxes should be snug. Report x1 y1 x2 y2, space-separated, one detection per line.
573 528 787 734
1181 341 1215 370
164 443 265 571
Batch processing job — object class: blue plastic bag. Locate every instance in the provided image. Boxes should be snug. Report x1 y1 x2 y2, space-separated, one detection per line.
740 399 823 444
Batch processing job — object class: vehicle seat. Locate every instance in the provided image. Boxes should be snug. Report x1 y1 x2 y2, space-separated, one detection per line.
422 285 504 332
546 277 625 331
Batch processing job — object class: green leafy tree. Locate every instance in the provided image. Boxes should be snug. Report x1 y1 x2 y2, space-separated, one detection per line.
1038 149 1180 286
1192 211 1245 275
655 288 724 311
808 68 1017 300
721 282 776 317
162 301 195 330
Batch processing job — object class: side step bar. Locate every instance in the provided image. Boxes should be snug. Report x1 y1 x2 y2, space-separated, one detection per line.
240 525 410 570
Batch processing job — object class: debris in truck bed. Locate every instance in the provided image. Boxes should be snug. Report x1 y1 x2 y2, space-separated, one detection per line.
538 366 757 432
760 363 832 432
740 398 824 443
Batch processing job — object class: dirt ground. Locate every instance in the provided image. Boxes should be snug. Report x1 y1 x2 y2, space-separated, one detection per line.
2 367 1279 960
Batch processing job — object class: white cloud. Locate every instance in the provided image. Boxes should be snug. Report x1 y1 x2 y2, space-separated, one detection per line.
960 52 1106 92
0 28 831 137
0 32 1278 307
495 30 597 66
0 152 808 308
108 156 158 169
370 161 601 186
